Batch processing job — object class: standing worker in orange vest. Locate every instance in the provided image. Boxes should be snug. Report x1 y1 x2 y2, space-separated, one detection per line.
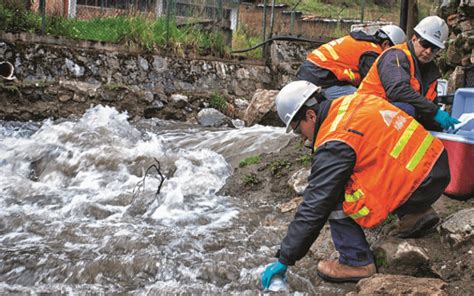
261 81 450 288
357 16 459 130
297 25 406 100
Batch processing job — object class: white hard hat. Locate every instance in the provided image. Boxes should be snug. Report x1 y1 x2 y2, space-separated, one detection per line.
414 16 449 49
275 80 320 133
379 25 406 45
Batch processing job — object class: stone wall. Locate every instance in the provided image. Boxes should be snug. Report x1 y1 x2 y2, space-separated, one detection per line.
0 32 272 121
436 0 474 92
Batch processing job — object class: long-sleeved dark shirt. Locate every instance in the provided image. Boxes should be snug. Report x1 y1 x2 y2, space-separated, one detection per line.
375 40 441 120
296 31 382 88
276 98 449 266
277 100 357 266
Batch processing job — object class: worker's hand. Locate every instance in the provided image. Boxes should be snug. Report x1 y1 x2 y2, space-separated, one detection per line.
434 109 460 130
261 261 287 289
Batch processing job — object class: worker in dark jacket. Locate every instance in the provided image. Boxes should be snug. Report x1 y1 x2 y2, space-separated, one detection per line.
357 16 459 130
297 25 406 100
261 81 450 288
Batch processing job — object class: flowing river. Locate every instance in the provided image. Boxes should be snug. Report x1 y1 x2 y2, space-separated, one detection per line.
0 105 349 295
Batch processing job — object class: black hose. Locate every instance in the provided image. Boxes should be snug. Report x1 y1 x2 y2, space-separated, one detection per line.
231 35 326 54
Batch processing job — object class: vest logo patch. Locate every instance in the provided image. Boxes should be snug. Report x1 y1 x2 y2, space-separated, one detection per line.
394 115 407 131
380 110 398 126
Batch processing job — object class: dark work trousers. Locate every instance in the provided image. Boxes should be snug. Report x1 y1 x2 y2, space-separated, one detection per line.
328 149 450 266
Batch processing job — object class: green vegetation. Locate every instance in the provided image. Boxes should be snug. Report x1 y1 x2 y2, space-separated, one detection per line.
0 1 435 58
0 82 20 94
375 252 388 268
239 155 262 168
209 93 228 112
446 203 465 215
0 3 230 55
296 154 312 166
277 0 433 21
381 213 397 226
270 159 291 177
242 173 260 186
0 2 39 33
232 26 262 59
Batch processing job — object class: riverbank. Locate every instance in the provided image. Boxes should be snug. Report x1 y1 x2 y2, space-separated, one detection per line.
221 139 474 295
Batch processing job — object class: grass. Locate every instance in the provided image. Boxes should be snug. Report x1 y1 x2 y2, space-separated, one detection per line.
209 93 228 112
0 3 231 55
296 154 312 166
381 213 397 226
232 25 263 59
0 1 437 59
239 155 261 168
277 0 434 22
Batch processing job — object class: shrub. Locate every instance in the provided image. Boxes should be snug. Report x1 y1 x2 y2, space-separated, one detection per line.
242 173 260 186
270 160 291 177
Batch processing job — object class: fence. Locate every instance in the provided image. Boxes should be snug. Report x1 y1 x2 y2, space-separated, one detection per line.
5 1 398 58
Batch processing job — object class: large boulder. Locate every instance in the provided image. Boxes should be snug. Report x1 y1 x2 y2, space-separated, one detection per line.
438 207 474 248
196 108 233 128
347 274 447 296
372 237 433 277
288 168 310 195
243 89 281 127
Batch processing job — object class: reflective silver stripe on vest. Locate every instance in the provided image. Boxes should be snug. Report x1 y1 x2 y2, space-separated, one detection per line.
328 210 348 220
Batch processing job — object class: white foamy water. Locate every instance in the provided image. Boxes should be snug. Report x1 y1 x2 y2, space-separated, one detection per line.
0 105 308 294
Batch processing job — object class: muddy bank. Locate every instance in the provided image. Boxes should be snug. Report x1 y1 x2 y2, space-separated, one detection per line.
220 139 474 295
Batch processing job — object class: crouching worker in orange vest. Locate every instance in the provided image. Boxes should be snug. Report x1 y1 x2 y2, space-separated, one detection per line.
261 81 450 288
297 25 406 100
357 16 459 131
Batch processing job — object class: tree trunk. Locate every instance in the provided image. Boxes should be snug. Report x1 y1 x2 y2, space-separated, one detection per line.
406 0 419 38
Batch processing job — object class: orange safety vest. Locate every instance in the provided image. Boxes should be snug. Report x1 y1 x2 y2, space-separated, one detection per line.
306 35 382 86
357 43 437 101
314 94 444 228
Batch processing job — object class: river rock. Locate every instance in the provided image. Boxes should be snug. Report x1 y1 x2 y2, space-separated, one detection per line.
243 89 279 126
347 274 447 296
288 168 310 195
170 93 189 109
278 196 303 213
372 237 431 276
196 108 233 127
438 207 474 248
59 79 101 97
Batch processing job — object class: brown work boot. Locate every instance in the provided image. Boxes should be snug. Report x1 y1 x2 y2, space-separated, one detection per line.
391 206 440 238
317 260 376 283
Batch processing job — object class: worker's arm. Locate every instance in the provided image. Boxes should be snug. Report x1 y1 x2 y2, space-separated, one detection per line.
277 141 356 266
358 51 379 81
377 50 438 118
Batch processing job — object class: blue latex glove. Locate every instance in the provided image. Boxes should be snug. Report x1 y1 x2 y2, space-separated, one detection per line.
434 109 460 130
261 261 287 289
